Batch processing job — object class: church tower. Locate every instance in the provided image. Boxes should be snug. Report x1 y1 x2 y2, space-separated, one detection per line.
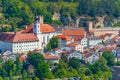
33 16 41 34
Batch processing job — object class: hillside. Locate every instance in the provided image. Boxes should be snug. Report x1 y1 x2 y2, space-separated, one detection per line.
1 0 120 32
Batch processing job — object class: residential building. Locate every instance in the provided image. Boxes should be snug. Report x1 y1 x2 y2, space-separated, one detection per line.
83 53 99 64
68 51 82 60
79 37 88 48
57 34 73 48
66 43 84 53
1 50 16 62
87 36 102 46
44 53 59 63
0 32 39 53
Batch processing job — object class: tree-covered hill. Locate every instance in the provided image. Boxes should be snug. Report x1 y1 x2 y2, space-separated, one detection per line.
1 0 120 31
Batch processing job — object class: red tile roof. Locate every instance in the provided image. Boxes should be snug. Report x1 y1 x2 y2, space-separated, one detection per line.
23 23 55 33
62 30 86 36
66 43 79 47
44 54 58 60
101 47 116 51
56 34 72 41
0 32 39 42
100 33 112 39
19 56 25 62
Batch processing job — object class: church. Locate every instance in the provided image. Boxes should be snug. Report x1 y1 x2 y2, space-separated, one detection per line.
0 16 56 53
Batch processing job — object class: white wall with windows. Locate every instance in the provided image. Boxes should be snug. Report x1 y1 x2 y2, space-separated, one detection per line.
12 41 39 53
80 37 88 48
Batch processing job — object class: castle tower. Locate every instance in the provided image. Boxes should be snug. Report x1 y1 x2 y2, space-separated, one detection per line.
88 21 93 32
39 16 44 24
33 16 41 34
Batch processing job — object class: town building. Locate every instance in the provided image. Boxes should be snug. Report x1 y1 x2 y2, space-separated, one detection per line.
87 36 102 46
1 50 16 62
57 34 73 48
66 43 84 53
0 16 56 53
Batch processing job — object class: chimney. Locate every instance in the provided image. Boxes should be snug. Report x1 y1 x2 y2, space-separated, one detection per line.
39 16 44 24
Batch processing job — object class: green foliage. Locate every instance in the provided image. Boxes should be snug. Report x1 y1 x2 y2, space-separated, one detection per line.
102 51 115 66
52 20 62 25
27 52 54 79
85 69 92 76
22 70 28 80
68 57 80 69
61 54 68 63
91 57 109 74
50 36 58 49
2 0 33 25
27 52 44 67
46 36 58 51
36 63 54 79
0 76 3 80
77 0 120 17
0 55 3 63
46 42 52 51
1 0 120 29
116 61 120 66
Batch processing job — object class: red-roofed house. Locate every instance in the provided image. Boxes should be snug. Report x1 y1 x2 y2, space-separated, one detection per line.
57 34 73 47
0 32 39 53
44 54 59 63
66 43 84 53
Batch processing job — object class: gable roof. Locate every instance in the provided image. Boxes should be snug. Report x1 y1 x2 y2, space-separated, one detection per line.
62 30 86 36
66 43 79 47
0 32 39 42
23 23 55 33
56 34 72 41
44 54 58 60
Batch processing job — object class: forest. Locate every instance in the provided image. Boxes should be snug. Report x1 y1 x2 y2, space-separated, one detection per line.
1 0 120 32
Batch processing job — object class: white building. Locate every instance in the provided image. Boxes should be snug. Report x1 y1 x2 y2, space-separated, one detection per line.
0 32 39 53
83 53 99 64
87 36 102 46
80 37 88 48
0 16 56 53
68 51 82 60
23 16 56 48
66 43 84 53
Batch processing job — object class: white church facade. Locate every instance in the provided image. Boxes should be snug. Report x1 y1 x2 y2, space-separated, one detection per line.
0 16 56 53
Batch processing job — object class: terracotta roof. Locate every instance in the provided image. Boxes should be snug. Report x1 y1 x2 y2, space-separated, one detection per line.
62 30 86 36
44 54 58 60
74 36 84 41
84 53 93 58
100 33 112 39
19 56 26 62
23 23 55 33
112 35 120 39
0 32 39 42
66 43 79 47
56 34 72 41
101 47 116 51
